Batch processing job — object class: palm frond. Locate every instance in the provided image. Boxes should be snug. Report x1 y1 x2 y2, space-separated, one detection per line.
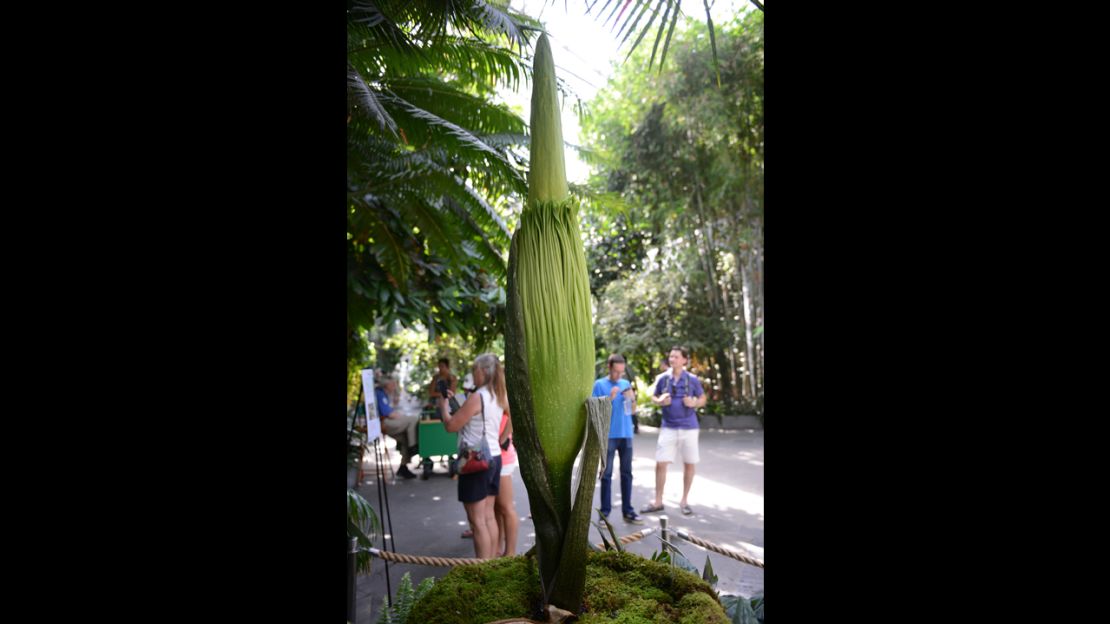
387 77 526 137
616 1 654 45
622 0 664 62
467 0 530 50
479 132 529 149
657 0 682 73
348 141 512 251
351 35 531 92
397 192 466 266
648 0 675 71
349 2 417 55
364 205 412 290
381 92 500 157
378 92 527 197
407 153 511 245
442 197 507 277
702 0 721 87
612 0 636 32
348 66 398 135
599 0 623 29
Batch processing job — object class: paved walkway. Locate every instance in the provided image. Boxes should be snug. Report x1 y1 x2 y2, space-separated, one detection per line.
352 422 763 623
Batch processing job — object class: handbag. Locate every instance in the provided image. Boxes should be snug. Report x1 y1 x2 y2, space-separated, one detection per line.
456 392 491 475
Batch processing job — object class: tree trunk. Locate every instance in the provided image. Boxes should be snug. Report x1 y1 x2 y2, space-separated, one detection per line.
753 227 763 394
695 181 743 406
739 253 757 400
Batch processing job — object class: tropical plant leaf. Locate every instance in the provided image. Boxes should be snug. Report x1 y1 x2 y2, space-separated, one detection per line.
596 506 624 552
750 592 764 622
347 489 379 543
551 396 610 608
593 519 614 551
657 0 682 73
647 0 674 70
388 77 526 137
349 66 398 135
702 0 721 87
505 230 565 604
721 594 760 624
617 1 656 47
702 554 718 589
468 0 530 50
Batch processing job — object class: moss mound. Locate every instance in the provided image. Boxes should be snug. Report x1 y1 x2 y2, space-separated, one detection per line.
407 551 728 624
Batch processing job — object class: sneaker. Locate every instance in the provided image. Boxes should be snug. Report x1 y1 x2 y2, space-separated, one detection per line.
623 513 645 525
397 465 417 479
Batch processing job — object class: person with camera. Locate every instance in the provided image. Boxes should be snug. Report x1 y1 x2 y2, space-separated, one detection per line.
437 353 505 559
642 346 706 517
428 358 458 402
593 354 645 525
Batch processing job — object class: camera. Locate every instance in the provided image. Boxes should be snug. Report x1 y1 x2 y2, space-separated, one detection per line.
436 378 449 398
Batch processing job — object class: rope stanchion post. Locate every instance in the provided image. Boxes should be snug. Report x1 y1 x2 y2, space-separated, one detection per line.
659 515 669 557
347 537 358 624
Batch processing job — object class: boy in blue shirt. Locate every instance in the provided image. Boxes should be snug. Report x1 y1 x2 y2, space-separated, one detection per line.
592 354 644 524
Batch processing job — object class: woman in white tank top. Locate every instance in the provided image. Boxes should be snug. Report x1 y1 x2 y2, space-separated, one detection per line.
438 353 509 559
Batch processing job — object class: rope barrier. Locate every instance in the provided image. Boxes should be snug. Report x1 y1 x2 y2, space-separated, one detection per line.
673 529 764 569
594 526 655 549
363 526 763 571
366 547 483 567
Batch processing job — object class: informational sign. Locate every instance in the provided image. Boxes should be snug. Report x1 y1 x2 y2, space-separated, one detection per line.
360 368 382 443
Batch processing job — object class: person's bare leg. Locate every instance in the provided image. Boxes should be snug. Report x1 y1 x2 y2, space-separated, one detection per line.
464 501 491 559
654 462 669 507
496 476 518 556
482 496 499 557
681 463 695 507
496 509 506 556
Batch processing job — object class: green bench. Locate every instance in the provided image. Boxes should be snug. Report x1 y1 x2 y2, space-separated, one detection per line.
418 417 459 479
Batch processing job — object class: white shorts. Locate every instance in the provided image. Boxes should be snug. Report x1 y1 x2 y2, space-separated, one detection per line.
655 427 700 464
500 460 518 477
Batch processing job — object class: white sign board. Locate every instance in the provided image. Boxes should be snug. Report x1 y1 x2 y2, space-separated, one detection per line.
360 368 382 443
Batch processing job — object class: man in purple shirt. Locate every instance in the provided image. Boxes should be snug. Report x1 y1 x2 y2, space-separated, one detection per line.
641 346 706 516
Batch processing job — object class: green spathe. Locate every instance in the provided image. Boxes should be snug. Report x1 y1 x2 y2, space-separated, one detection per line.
513 199 594 510
505 31 600 613
526 34 568 206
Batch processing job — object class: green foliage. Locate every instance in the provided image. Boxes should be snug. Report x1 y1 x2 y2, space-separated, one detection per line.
347 489 380 574
407 551 727 623
720 592 762 624
701 555 718 590
347 0 536 358
380 327 498 397
406 557 541 623
582 12 764 412
376 573 436 624
595 509 625 552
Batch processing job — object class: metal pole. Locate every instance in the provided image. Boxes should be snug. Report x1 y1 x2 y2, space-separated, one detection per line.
373 439 392 605
659 515 669 557
378 439 397 554
347 537 358 624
